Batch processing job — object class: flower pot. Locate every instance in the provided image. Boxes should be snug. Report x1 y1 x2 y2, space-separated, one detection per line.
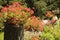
4 22 24 40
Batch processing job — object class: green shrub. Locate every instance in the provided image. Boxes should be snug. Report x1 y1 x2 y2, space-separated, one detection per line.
0 0 25 6
40 32 55 40
40 23 60 40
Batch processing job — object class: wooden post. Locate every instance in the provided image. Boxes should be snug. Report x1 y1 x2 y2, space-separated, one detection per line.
4 22 24 40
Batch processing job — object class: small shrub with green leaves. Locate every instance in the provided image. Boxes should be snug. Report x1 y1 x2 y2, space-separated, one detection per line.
39 23 60 40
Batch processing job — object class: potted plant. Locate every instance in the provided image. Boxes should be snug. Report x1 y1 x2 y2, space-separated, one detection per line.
0 2 34 40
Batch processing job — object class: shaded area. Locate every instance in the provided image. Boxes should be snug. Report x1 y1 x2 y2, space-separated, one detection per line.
4 22 24 40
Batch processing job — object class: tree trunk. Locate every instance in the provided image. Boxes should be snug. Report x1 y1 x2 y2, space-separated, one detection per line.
4 22 24 40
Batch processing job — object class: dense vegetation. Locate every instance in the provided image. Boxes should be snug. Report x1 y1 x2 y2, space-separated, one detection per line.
25 0 60 18
0 0 60 40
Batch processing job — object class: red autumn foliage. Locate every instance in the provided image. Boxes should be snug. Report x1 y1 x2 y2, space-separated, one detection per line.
1 7 7 13
0 2 34 25
24 7 31 12
25 16 43 31
30 10 34 15
8 6 16 12
12 2 20 7
23 7 34 15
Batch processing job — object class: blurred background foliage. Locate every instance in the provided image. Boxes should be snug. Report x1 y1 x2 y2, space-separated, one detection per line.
25 0 60 18
0 0 25 6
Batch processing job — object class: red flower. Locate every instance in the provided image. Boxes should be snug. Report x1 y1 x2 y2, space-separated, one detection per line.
24 7 30 12
1 7 7 13
31 16 36 19
17 6 22 11
13 2 20 7
8 6 16 12
30 10 34 15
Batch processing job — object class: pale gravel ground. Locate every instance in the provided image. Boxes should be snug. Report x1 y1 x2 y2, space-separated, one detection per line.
24 31 42 40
